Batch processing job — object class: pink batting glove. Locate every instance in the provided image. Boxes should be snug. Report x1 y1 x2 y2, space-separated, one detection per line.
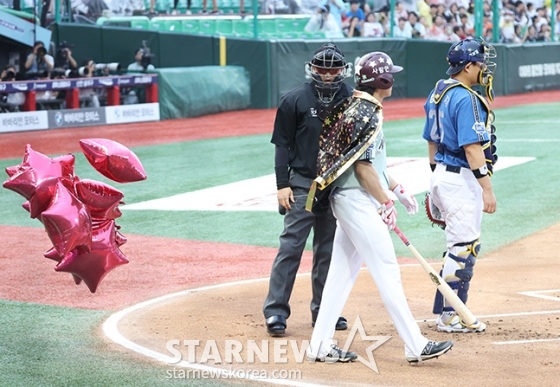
380 200 397 230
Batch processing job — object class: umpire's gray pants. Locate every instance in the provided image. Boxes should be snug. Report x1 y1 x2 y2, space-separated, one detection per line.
263 182 336 321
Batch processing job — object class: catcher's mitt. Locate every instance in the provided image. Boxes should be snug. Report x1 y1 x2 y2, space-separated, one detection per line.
425 193 445 230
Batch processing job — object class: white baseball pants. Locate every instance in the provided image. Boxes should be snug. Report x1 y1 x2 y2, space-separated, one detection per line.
430 163 483 248
308 188 428 360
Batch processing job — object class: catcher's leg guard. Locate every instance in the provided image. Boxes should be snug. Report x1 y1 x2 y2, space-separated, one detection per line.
433 239 481 314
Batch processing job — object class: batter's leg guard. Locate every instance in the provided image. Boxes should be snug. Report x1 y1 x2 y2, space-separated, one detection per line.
432 239 481 314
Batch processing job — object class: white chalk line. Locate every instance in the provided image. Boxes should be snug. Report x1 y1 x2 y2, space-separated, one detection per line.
519 289 560 302
102 265 432 387
104 266 560 384
493 338 560 345
103 270 390 387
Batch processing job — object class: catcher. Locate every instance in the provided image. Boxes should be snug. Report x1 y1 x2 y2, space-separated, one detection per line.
422 38 498 333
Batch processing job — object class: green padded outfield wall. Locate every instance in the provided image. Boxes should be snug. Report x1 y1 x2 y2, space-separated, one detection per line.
503 43 560 95
403 40 449 98
51 23 560 111
51 24 105 67
53 23 215 70
270 40 408 106
156 66 250 119
222 38 272 110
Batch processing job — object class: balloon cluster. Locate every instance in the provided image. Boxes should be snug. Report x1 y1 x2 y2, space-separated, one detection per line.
2 139 147 293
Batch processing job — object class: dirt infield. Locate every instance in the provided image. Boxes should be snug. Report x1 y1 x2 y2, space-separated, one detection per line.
2 91 560 386
116 223 560 387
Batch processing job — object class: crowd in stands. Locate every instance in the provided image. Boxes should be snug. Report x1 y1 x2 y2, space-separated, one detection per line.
300 0 560 41
3 0 558 41
68 0 560 41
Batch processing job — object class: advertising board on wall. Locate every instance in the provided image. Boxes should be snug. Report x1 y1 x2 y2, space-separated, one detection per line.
48 107 106 128
105 103 160 124
0 111 49 133
0 103 160 133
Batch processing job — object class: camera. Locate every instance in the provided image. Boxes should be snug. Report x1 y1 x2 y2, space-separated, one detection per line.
140 40 154 70
2 70 16 81
36 46 47 57
51 66 89 78
25 70 50 79
95 63 121 72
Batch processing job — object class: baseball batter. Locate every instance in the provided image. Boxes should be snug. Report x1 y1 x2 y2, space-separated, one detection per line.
307 51 453 364
422 38 498 333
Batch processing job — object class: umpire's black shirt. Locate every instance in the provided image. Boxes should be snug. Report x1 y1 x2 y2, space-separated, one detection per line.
271 82 353 180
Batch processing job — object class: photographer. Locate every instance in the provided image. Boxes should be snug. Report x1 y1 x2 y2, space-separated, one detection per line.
125 47 155 105
1 65 25 112
24 41 54 76
55 41 78 71
127 48 155 73
79 59 100 108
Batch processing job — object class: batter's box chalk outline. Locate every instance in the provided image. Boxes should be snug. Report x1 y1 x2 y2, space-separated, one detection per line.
518 289 560 302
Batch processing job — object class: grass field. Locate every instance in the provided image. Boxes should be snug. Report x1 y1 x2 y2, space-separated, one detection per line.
1 101 559 386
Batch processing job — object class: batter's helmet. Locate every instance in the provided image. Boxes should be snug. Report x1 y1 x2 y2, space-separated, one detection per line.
446 38 496 76
305 43 349 104
354 51 403 90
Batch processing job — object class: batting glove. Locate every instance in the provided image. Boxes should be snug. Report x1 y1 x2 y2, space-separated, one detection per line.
380 200 397 230
392 184 418 215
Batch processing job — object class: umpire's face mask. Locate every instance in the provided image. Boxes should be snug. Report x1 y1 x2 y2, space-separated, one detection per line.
311 66 345 105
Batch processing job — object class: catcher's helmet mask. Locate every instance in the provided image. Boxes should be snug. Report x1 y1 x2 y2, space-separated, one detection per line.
354 51 403 90
305 43 350 104
446 38 496 87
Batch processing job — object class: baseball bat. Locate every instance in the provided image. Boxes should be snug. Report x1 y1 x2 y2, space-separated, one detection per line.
393 226 480 328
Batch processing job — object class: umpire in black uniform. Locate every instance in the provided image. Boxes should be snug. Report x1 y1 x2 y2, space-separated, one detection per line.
264 44 353 336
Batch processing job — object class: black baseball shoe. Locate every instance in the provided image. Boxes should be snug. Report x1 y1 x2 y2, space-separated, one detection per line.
406 340 454 363
308 345 358 363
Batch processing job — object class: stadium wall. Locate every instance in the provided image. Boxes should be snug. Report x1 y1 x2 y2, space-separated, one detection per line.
50 22 560 111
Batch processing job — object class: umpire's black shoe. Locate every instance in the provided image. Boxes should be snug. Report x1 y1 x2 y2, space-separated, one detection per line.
406 340 454 363
266 315 287 337
308 345 358 363
311 316 348 331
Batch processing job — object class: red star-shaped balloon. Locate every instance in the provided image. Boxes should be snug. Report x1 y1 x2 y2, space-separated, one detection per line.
3 144 75 200
115 229 127 247
79 138 147 183
55 220 129 293
5 165 19 177
75 179 124 220
44 247 84 285
26 176 76 219
41 181 92 257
